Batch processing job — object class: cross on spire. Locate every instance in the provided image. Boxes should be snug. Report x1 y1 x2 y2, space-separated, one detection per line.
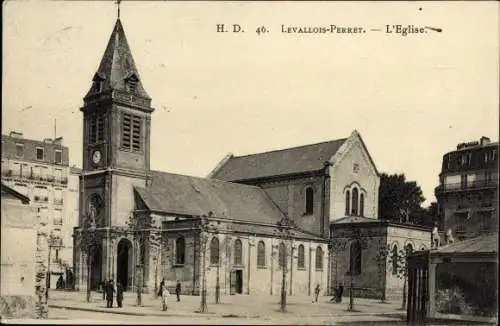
116 0 121 19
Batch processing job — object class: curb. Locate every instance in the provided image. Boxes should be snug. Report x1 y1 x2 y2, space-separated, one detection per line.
49 304 405 320
48 305 204 318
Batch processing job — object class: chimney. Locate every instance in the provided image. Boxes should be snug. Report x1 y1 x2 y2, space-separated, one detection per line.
9 131 23 139
43 138 53 144
54 137 63 145
480 136 491 146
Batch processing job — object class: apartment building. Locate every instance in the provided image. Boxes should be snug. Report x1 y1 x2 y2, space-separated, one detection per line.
435 136 499 240
1 131 74 288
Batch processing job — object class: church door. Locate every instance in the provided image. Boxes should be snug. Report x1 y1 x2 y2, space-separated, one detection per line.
117 239 133 290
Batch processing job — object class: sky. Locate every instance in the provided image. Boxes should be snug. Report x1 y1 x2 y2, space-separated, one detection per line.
2 0 499 206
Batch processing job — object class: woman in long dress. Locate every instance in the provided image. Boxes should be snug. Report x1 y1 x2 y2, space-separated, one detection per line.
161 285 170 311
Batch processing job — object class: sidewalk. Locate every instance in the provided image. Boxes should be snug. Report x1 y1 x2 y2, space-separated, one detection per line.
48 290 405 320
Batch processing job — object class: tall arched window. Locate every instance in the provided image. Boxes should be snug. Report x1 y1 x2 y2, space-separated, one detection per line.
257 241 266 267
175 236 185 265
297 244 305 269
315 246 323 270
351 188 359 216
210 237 219 265
345 190 350 216
278 242 286 268
305 187 314 215
392 244 398 275
234 239 243 265
360 193 365 216
349 241 361 275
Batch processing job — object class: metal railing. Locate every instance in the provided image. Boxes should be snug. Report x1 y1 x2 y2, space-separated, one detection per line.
436 179 498 192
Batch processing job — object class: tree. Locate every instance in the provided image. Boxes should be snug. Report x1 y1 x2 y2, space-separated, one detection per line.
387 244 413 310
378 173 426 224
417 202 439 227
330 226 373 312
127 212 161 306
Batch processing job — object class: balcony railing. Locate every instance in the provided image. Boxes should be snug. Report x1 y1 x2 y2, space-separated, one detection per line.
436 179 498 193
52 219 63 226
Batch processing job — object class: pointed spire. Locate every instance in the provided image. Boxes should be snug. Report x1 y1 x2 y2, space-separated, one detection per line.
116 0 121 20
85 16 150 100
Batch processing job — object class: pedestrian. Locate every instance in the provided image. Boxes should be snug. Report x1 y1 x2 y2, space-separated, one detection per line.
106 279 115 308
314 284 320 303
116 281 124 308
175 280 181 302
158 278 165 297
161 284 170 311
337 284 343 303
102 279 107 300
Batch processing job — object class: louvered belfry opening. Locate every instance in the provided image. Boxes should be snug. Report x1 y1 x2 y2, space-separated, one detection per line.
121 113 141 151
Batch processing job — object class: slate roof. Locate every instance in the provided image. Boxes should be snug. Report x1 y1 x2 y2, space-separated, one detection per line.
433 233 498 255
85 19 150 99
134 170 286 225
210 138 347 181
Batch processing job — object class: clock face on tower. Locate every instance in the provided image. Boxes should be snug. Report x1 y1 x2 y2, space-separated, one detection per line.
92 150 102 164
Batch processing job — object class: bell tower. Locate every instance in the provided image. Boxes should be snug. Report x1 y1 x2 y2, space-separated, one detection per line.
81 18 154 172
75 14 155 288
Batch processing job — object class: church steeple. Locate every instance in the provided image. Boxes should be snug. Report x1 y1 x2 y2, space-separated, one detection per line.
81 14 153 173
85 18 150 100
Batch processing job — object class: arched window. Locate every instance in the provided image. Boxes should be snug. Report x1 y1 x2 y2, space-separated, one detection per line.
349 241 361 275
234 239 243 265
278 242 286 268
351 188 359 216
392 245 398 275
257 241 266 267
175 236 185 265
305 187 314 215
405 243 414 256
345 190 350 216
210 237 219 265
297 244 305 269
360 193 365 216
315 246 323 270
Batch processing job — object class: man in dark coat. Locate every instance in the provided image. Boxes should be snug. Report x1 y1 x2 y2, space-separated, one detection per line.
175 281 181 302
106 279 115 308
116 281 124 308
102 279 107 300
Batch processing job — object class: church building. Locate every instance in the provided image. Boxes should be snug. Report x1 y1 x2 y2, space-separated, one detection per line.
73 17 431 300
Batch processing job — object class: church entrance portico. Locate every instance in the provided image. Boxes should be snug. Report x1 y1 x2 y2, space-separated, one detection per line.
117 238 133 290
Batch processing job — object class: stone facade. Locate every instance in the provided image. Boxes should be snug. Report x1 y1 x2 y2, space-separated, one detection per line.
1 183 43 319
330 219 431 300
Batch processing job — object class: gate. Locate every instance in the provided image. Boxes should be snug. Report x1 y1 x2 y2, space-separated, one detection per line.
407 250 430 325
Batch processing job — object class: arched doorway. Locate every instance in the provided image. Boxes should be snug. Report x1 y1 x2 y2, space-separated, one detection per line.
117 239 133 290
